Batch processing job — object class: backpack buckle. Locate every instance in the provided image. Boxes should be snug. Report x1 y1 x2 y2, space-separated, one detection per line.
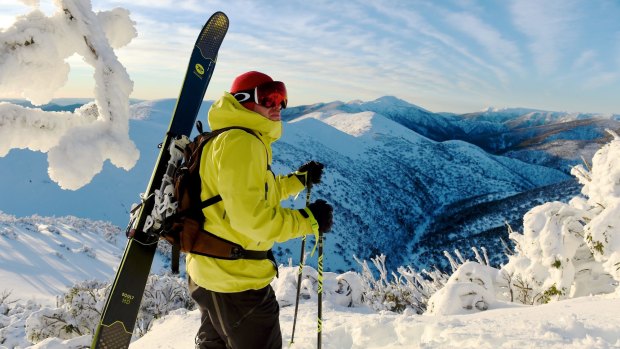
230 246 244 259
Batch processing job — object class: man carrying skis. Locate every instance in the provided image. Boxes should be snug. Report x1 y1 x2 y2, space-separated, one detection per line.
187 71 333 349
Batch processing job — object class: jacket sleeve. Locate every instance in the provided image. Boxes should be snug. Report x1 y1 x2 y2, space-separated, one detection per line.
274 173 306 200
215 131 313 243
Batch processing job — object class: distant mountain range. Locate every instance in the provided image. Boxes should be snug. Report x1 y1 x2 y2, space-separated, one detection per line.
284 97 620 174
1 97 618 272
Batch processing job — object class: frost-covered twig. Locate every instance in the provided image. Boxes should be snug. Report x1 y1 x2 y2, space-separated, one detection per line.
354 254 449 314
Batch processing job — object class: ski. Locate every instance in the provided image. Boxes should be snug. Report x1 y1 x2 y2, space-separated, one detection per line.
91 11 229 349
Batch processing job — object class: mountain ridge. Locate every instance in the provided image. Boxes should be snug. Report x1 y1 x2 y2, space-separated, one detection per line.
0 97 610 271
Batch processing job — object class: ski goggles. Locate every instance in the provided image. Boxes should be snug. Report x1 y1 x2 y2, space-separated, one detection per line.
233 81 288 109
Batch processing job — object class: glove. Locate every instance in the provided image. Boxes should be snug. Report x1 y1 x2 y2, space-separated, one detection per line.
307 199 334 233
296 161 324 188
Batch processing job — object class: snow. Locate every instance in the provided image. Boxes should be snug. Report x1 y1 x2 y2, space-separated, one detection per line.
2 204 619 348
0 213 148 306
1 218 617 349
1 1 620 348
131 294 620 349
0 0 138 190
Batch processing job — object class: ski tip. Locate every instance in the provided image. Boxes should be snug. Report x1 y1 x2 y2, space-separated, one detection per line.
196 11 229 60
212 11 228 19
208 11 229 28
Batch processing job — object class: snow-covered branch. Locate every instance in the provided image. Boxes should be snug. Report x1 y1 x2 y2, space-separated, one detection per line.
0 0 138 190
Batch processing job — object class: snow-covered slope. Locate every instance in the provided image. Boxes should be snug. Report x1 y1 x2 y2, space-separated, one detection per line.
273 109 568 270
1 99 620 349
283 96 466 143
462 107 620 129
0 212 170 306
131 293 620 349
284 99 620 174
456 109 620 170
0 98 573 271
0 214 123 304
2 213 618 349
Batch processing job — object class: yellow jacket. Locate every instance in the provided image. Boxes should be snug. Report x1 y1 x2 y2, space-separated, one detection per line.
186 92 317 292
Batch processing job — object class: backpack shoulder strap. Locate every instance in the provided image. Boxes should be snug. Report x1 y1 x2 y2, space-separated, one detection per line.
211 126 268 167
216 126 262 144
197 126 266 210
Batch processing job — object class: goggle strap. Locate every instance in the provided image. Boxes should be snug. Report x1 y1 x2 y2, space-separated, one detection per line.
233 90 255 104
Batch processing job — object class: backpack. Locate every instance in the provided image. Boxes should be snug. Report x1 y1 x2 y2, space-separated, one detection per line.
160 125 272 261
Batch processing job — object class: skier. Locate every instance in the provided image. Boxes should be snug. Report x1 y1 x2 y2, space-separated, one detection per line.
187 71 334 349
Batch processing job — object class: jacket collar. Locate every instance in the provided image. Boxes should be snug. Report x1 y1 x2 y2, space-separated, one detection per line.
208 92 282 142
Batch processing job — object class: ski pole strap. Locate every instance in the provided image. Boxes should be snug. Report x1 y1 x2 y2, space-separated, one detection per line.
299 207 320 257
188 228 271 260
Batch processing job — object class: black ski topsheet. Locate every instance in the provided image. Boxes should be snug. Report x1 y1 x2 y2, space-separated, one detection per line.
91 12 228 349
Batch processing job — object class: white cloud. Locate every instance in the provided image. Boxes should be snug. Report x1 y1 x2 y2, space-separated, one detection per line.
446 12 523 73
584 71 618 89
2 0 618 113
18 0 39 7
510 0 580 74
572 50 598 70
98 0 216 12
616 32 620 68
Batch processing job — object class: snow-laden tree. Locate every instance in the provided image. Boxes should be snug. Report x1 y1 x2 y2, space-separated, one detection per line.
501 131 620 304
427 132 620 314
0 0 138 190
353 254 449 313
575 131 620 283
500 201 613 304
25 280 108 343
24 275 193 344
135 274 193 336
427 261 500 315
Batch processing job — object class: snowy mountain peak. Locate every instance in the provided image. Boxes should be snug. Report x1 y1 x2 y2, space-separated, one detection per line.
296 110 413 139
129 99 214 122
347 95 431 113
481 106 544 114
322 111 388 137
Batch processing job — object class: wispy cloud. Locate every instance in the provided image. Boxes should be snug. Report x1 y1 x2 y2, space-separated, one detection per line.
100 0 219 12
572 50 598 71
363 3 515 92
510 0 580 74
584 72 619 89
616 32 620 68
2 0 619 113
445 11 523 73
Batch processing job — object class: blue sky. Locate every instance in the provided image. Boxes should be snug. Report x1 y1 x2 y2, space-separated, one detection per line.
2 0 620 114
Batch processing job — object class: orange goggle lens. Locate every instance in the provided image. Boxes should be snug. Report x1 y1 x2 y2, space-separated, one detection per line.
233 81 287 109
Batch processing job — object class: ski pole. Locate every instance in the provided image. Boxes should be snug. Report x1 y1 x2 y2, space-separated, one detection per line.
317 228 324 349
290 186 311 345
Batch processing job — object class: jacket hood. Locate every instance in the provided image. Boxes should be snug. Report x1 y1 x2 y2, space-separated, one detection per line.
208 92 282 142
